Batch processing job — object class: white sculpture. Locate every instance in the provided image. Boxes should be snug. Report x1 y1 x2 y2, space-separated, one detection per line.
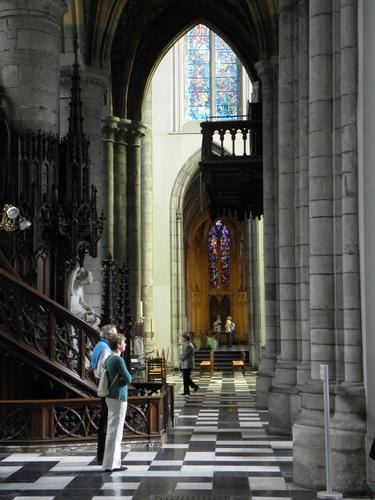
213 314 222 333
67 266 100 330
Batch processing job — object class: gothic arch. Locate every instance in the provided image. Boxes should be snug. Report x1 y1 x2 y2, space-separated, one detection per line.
169 148 201 366
109 0 277 119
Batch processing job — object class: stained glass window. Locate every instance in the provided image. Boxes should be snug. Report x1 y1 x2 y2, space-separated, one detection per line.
208 219 231 288
184 25 239 121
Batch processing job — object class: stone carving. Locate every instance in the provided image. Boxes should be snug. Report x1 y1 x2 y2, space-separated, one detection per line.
67 266 100 329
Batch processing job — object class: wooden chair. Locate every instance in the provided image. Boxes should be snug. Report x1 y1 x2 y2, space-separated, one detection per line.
147 356 167 383
199 351 214 376
232 351 246 375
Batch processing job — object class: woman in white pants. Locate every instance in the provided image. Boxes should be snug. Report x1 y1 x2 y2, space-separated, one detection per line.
102 332 132 472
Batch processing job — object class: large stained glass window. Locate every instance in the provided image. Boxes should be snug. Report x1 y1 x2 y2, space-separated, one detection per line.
184 25 239 121
208 219 231 288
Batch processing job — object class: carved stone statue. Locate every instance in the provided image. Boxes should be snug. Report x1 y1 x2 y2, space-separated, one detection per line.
213 314 222 333
67 266 100 330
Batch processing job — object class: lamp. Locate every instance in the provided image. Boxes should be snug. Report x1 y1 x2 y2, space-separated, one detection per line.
0 204 32 232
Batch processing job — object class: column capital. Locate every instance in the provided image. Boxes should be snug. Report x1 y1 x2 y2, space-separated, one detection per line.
113 118 131 144
102 115 120 141
254 58 278 90
126 121 147 146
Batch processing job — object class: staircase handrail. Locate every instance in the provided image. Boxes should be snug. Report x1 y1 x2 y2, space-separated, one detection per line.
0 266 99 395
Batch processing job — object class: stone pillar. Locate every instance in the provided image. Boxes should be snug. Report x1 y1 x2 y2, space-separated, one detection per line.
0 0 68 131
296 0 311 390
247 218 257 366
330 0 366 494
292 0 311 402
268 0 297 435
127 121 146 323
358 0 375 485
174 210 185 366
255 59 279 409
141 90 155 353
293 0 336 489
102 116 119 256
113 119 130 264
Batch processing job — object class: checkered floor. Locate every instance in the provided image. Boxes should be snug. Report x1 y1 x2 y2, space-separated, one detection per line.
0 371 339 499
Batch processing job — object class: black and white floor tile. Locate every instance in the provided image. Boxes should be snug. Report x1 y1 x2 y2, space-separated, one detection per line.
0 371 366 499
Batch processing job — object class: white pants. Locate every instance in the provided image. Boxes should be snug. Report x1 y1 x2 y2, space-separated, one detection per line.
102 398 127 470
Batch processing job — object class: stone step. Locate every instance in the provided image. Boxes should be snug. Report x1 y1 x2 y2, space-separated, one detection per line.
195 349 248 371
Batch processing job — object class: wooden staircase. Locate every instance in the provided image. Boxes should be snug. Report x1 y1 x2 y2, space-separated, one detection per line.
0 265 99 399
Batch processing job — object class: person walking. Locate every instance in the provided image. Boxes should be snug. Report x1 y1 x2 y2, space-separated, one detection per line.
180 332 199 396
225 315 235 348
90 324 116 464
102 332 132 472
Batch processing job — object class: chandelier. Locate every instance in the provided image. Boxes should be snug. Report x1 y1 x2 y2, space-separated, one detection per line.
0 204 32 232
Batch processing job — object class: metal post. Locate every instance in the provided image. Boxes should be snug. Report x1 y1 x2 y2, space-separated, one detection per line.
317 364 343 499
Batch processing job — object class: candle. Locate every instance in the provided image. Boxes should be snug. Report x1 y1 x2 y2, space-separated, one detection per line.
139 300 143 319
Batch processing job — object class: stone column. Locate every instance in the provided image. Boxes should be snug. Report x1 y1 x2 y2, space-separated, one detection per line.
330 0 366 494
0 0 68 131
268 0 297 435
113 119 130 264
293 0 336 489
247 218 257 366
358 0 375 486
174 210 185 366
127 121 146 322
255 59 279 408
141 90 155 353
102 116 119 256
296 0 311 389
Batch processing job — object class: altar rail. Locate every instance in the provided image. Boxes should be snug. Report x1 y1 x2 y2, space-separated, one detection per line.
0 383 174 445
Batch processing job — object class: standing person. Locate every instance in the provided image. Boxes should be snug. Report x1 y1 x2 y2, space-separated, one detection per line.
180 332 199 396
225 315 235 348
102 332 132 472
90 324 116 465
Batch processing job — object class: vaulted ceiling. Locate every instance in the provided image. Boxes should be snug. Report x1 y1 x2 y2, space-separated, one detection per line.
65 0 278 120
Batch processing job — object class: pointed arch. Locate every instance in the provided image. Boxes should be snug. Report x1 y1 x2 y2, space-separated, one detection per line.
110 0 276 119
169 148 202 366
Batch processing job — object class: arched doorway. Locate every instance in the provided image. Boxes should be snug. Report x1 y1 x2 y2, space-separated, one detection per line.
185 206 249 345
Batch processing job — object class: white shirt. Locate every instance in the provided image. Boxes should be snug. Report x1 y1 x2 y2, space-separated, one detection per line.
94 346 111 379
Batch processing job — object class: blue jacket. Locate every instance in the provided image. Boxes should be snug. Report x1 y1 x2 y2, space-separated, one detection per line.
90 338 111 369
105 354 132 401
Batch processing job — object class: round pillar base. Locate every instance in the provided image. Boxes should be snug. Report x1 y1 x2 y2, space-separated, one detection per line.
317 491 343 499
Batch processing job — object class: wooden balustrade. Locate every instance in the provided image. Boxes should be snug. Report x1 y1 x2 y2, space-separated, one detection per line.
0 383 174 445
0 266 99 397
201 118 262 161
199 107 263 221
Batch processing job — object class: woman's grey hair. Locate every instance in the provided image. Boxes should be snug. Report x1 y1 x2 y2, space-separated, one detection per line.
100 324 117 338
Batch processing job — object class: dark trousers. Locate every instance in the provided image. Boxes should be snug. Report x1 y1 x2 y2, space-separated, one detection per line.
227 332 233 347
97 397 108 463
182 368 198 395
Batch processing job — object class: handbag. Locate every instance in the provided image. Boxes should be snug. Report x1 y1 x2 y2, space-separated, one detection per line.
97 366 120 397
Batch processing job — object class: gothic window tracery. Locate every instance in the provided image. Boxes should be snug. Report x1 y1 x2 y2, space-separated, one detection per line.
184 24 240 121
